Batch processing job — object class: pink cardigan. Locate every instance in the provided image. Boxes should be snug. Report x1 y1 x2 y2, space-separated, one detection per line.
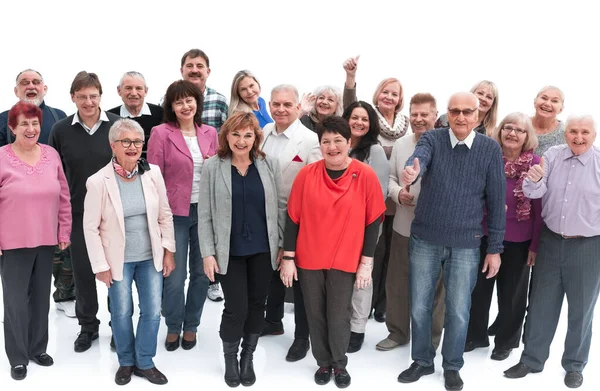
147 122 218 216
0 144 72 251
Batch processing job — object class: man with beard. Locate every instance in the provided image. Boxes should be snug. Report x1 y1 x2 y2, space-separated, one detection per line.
0 69 76 319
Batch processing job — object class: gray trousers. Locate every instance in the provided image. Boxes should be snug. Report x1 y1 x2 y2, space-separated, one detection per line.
350 284 373 333
1 246 54 366
520 227 600 372
299 268 355 369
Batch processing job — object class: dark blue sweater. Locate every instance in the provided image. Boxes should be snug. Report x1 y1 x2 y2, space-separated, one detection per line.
406 129 506 253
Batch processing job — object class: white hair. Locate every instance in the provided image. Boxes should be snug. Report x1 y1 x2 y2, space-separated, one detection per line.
108 119 145 143
271 84 299 104
118 71 147 89
565 114 596 133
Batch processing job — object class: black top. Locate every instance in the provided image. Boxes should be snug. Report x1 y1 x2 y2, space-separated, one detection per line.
229 163 270 257
108 103 164 158
300 114 317 132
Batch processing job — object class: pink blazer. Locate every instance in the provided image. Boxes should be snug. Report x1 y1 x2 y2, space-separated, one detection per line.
83 162 176 281
147 122 218 216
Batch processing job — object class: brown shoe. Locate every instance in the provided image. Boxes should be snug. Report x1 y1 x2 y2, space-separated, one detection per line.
115 366 134 385
133 366 168 385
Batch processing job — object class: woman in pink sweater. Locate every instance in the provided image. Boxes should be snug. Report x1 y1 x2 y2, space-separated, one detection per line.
0 102 71 381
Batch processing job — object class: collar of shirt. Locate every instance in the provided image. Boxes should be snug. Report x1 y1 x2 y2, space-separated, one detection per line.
265 118 299 140
120 103 151 118
448 128 476 149
563 145 595 165
72 110 110 132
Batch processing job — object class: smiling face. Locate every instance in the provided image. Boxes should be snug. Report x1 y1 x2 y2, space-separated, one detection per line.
181 55 210 92
171 95 197 124
473 84 495 115
500 122 528 153
111 129 143 167
238 76 261 109
410 102 437 137
348 107 370 140
72 86 101 121
376 81 401 114
315 91 338 117
117 75 148 113
10 113 41 146
227 127 256 159
320 131 350 169
565 118 596 156
447 93 479 139
534 88 563 119
15 70 47 106
269 89 300 131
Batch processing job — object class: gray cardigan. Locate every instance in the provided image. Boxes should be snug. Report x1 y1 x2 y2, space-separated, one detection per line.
198 154 287 274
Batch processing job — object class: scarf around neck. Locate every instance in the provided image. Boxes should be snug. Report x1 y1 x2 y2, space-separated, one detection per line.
376 109 409 140
112 156 138 179
503 149 534 221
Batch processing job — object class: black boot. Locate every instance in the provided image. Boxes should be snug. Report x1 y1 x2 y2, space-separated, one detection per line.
223 340 241 387
240 334 259 386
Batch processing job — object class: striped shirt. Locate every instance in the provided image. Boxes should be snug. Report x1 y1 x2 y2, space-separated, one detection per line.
202 87 228 132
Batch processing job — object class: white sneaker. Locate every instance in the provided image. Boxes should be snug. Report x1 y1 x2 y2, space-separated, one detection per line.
207 283 224 302
56 300 76 318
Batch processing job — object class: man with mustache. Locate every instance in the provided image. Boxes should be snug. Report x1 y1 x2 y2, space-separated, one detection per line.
0 69 76 319
108 71 163 159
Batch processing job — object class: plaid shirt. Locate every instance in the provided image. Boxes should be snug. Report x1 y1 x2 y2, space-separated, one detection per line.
202 87 228 132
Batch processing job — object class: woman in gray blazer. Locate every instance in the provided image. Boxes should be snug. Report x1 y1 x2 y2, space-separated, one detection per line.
198 112 286 388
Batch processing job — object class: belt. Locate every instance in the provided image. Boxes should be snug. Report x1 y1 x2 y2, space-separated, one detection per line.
560 234 584 239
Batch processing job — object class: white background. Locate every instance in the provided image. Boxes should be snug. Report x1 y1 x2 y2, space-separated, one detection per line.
1 0 598 140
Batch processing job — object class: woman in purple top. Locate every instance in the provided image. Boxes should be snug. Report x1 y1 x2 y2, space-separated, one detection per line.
0 102 71 381
465 112 542 361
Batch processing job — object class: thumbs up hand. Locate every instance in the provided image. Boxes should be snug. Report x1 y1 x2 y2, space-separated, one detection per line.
402 158 420 186
526 157 545 183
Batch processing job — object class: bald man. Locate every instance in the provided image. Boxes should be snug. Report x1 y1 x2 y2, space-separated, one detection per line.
397 92 506 391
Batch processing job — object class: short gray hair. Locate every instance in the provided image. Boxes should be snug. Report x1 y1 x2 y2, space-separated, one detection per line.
118 71 147 89
271 84 299 104
15 69 43 84
108 119 145 143
311 85 344 117
536 85 565 103
565 114 596 133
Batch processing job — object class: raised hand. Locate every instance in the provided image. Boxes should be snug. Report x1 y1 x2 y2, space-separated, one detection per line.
402 158 420 186
300 93 316 117
343 55 360 77
527 157 545 182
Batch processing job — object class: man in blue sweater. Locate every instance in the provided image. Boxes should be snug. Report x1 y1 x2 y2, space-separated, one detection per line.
397 92 506 391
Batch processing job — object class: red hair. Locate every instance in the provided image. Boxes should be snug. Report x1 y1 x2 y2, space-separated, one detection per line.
8 101 42 130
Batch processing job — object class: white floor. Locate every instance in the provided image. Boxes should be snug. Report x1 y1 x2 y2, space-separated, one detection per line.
0 280 598 390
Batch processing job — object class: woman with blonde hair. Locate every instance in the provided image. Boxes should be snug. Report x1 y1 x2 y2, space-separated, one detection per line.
229 70 273 128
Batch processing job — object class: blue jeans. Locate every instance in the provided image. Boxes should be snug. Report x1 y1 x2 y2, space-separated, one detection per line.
409 234 479 371
163 203 209 334
108 260 162 370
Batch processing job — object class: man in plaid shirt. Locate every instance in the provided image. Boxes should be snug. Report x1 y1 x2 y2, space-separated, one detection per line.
180 48 228 132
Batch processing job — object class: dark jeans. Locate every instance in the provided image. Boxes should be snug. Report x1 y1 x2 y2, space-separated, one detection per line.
299 268 355 370
71 212 100 332
163 203 209 334
265 271 309 339
372 217 393 314
219 252 273 342
1 246 54 366
52 246 75 302
467 238 530 349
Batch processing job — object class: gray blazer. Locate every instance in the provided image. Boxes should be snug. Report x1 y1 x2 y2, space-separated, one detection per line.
198 154 287 274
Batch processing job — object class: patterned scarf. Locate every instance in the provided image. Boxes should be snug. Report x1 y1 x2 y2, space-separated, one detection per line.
112 157 138 179
503 149 534 221
376 110 409 141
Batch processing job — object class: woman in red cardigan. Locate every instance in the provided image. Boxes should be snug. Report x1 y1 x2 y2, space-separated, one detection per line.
279 116 386 388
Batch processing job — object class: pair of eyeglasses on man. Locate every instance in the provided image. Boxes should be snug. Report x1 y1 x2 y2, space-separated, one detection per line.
448 108 477 117
115 139 144 148
74 94 100 102
501 126 527 135
19 79 43 86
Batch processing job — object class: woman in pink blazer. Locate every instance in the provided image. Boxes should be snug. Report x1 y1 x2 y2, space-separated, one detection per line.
147 80 218 351
83 119 175 385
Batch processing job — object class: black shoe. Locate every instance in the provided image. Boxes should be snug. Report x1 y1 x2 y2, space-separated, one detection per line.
374 312 386 323
564 371 583 388
223 340 241 387
110 335 116 351
133 366 168 385
240 333 259 386
444 370 463 391
286 338 309 362
10 365 27 380
333 368 351 388
165 334 180 351
74 331 99 352
115 366 134 385
261 320 284 336
464 340 489 352
31 353 54 366
490 348 512 361
314 366 332 385
398 362 435 383
504 362 542 378
487 321 500 336
347 332 364 353
181 335 197 350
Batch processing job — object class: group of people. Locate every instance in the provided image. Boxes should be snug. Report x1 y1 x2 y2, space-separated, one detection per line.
0 49 598 391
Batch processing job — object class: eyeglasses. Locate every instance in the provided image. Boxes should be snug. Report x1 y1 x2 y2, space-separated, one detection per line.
74 94 100 102
501 126 527 135
115 139 144 148
18 79 43 86
448 108 477 117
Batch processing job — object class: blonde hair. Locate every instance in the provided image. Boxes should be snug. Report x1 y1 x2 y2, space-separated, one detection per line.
372 78 404 113
493 112 538 152
229 70 261 116
470 80 498 136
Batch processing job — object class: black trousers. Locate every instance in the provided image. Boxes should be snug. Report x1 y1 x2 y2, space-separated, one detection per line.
299 268 355 369
1 246 54 366
71 212 100 332
265 270 309 339
372 217 393 314
219 252 273 342
467 237 530 349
